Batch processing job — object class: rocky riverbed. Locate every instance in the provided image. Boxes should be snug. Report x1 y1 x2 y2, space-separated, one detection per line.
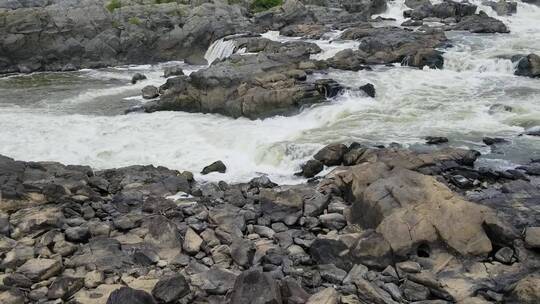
1 0 540 303
1 142 540 304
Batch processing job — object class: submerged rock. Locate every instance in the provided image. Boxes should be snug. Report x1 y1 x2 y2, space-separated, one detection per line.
452 11 510 33
132 73 147 85
359 83 376 97
142 86 159 99
513 54 540 78
201 161 227 175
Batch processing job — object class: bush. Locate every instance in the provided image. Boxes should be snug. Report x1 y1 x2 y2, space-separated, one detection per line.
128 17 141 25
251 0 282 12
155 0 177 3
106 0 122 12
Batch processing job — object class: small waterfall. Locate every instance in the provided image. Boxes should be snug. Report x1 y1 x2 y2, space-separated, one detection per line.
204 38 237 65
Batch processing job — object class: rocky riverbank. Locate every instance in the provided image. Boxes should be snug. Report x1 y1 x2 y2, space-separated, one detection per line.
1 142 540 303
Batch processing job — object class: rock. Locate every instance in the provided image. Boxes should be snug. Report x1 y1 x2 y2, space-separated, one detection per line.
494 246 514 264
405 0 431 9
201 160 227 175
488 103 513 114
483 137 508 145
299 159 324 178
525 227 540 248
106 287 156 304
0 289 25 304
65 226 90 243
355 278 399 304
3 273 33 288
164 66 184 78
151 274 190 303
132 73 147 84
401 279 430 301
513 54 540 78
314 144 348 166
319 264 348 284
190 266 238 295
281 278 310 304
306 287 339 304
402 19 424 26
230 269 282 304
314 79 344 98
507 275 540 303
230 239 255 267
16 258 62 281
9 205 64 239
280 24 330 39
319 213 347 230
184 228 204 255
452 11 509 33
47 276 85 300
524 126 540 136
404 0 477 20
85 270 105 288
425 136 448 145
310 238 353 271
329 26 446 69
304 192 330 217
483 0 517 15
142 86 159 99
359 83 376 97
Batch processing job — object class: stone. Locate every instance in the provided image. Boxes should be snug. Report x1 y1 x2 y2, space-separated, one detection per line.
314 144 348 166
355 278 399 304
65 226 90 243
106 287 157 304
230 239 255 267
319 213 347 230
494 246 514 264
47 276 85 300
507 275 540 303
190 266 238 295
359 83 376 97
304 193 330 217
16 258 62 281
299 159 324 178
230 269 282 304
453 11 509 33
164 66 184 78
201 161 227 175
151 274 190 303
142 86 159 99
306 287 339 304
85 270 105 289
319 264 348 284
513 54 540 78
425 136 448 145
401 279 430 301
309 238 353 271
525 227 540 248
183 228 204 255
0 289 25 304
132 73 147 84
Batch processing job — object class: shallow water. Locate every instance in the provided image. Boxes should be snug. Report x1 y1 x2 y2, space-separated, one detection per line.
0 0 539 183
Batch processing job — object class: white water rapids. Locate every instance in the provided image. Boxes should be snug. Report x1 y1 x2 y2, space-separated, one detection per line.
0 0 539 183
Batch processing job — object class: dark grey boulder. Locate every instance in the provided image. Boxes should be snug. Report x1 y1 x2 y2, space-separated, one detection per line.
106 287 156 304
201 161 227 175
513 54 540 78
298 159 324 178
151 274 190 303
452 11 509 33
163 66 184 78
132 73 147 85
314 143 348 166
47 276 84 300
229 269 282 304
142 86 159 99
359 83 376 97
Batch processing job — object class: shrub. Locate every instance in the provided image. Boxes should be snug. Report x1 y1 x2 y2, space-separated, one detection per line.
155 0 177 3
128 17 141 25
106 0 122 12
251 0 282 12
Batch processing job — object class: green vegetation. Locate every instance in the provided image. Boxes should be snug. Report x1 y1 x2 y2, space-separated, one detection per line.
251 0 282 12
228 0 243 5
105 0 122 12
155 0 177 4
128 17 141 25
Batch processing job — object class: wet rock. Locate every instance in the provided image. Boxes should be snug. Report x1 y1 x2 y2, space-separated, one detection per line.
513 54 540 78
16 258 62 281
132 73 147 84
525 126 540 136
341 0 387 14
280 24 330 39
314 144 348 166
404 0 477 20
47 276 85 300
299 159 324 178
405 0 431 9
488 103 513 114
425 136 448 145
142 86 159 99
483 0 517 15
453 11 510 33
483 137 509 145
359 83 376 97
163 66 184 78
525 227 540 248
106 286 157 304
201 160 227 175
314 79 344 98
403 49 444 69
306 287 339 304
230 269 282 304
402 19 424 26
151 274 190 303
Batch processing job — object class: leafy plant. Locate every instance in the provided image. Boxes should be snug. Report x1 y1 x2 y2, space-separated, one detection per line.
251 0 282 12
155 0 177 4
128 17 141 25
106 0 122 12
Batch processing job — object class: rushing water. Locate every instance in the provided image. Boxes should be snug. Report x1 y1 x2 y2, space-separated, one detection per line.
0 0 539 183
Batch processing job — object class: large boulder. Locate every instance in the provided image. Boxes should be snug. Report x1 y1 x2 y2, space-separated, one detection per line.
507 275 540 303
328 26 447 69
404 0 477 20
229 269 282 304
513 54 540 78
106 287 156 304
452 11 509 33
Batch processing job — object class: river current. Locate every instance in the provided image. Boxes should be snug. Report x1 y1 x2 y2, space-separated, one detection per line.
0 0 539 183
